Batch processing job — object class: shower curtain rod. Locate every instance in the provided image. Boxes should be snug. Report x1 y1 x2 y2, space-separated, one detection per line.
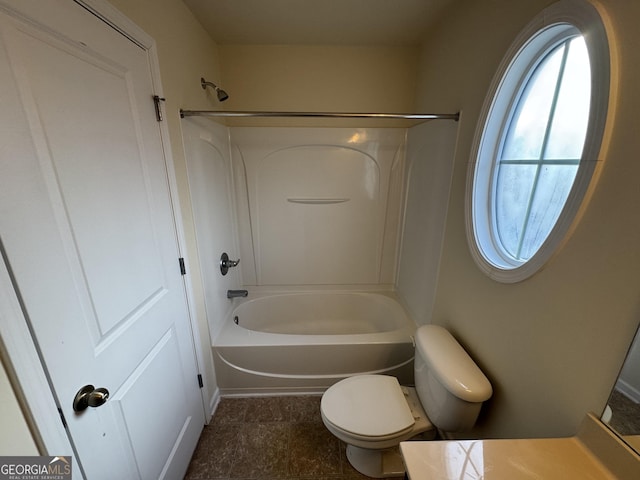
179 109 459 122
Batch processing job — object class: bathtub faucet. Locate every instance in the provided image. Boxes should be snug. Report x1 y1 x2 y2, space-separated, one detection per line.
227 289 248 299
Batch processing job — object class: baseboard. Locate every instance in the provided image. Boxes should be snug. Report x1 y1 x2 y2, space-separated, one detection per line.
616 380 640 404
219 388 325 397
208 387 221 421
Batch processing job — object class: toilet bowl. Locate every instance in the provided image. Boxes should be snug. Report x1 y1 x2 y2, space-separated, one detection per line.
320 325 492 478
321 375 435 477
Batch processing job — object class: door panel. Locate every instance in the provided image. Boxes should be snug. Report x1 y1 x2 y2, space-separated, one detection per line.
0 1 204 478
12 24 166 336
113 328 191 480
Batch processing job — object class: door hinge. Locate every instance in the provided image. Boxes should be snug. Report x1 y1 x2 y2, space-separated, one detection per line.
197 374 203 389
57 407 68 429
153 95 166 122
179 257 186 275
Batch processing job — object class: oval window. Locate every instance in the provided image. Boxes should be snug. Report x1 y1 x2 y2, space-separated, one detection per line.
466 1 611 282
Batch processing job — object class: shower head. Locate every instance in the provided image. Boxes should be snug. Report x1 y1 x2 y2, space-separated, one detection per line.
201 77 229 102
216 89 229 102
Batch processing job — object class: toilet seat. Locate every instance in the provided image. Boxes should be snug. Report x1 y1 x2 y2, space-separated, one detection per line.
321 375 415 439
321 375 435 477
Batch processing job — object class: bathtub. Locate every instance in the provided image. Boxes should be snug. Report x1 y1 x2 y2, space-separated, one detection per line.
213 291 416 395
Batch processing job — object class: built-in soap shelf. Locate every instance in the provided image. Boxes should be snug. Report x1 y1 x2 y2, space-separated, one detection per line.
286 197 350 205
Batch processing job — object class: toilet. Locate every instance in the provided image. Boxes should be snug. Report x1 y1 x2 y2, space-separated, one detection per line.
320 324 492 478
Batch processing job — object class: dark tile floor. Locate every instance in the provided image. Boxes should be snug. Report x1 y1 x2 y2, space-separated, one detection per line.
185 395 402 480
186 390 640 479
607 389 640 436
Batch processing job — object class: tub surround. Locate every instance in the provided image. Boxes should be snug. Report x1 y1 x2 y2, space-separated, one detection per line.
401 414 640 479
396 120 457 325
231 127 406 286
182 118 458 401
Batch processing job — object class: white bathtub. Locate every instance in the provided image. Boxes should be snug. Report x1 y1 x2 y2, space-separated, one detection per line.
213 291 416 395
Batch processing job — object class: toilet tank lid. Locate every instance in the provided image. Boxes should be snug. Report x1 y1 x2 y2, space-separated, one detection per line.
416 325 492 402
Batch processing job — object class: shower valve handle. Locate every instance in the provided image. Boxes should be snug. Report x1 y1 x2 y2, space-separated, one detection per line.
220 252 240 276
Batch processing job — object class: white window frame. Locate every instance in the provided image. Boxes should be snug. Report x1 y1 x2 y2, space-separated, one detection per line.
465 0 612 283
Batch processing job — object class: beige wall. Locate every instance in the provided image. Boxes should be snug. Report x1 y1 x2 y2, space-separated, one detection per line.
108 0 224 405
219 45 419 114
417 0 640 438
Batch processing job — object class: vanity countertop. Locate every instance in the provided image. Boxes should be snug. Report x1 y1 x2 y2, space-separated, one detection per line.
400 414 640 480
401 437 613 479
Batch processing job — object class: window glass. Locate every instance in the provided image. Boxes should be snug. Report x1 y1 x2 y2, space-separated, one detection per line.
494 35 590 263
545 38 590 159
501 45 564 161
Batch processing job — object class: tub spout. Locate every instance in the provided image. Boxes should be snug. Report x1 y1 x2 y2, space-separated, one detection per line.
227 289 248 299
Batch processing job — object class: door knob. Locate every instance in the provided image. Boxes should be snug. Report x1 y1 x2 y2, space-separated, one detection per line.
73 384 110 412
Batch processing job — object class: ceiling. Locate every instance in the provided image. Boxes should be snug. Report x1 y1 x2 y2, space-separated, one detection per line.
183 0 456 46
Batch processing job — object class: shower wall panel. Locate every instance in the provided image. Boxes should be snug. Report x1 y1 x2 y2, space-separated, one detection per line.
183 118 240 340
230 127 405 286
396 120 458 325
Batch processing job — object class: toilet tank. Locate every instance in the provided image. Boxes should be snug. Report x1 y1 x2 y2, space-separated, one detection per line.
414 325 492 432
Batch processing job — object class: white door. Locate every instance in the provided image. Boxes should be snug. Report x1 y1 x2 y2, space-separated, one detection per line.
0 1 204 479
